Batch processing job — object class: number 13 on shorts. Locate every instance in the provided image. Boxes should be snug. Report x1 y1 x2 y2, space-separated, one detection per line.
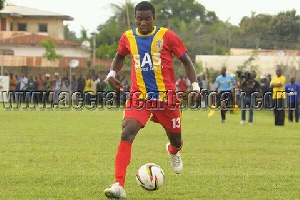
172 117 181 129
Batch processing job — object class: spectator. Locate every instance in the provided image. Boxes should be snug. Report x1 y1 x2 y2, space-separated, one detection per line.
186 76 191 92
9 73 17 91
20 74 28 91
36 75 45 91
91 75 98 94
285 77 299 123
240 71 260 124
61 76 69 92
175 75 187 92
52 73 61 104
77 74 85 94
15 75 20 91
84 75 92 104
270 68 286 126
45 74 52 103
200 75 208 90
26 76 35 103
71 75 77 93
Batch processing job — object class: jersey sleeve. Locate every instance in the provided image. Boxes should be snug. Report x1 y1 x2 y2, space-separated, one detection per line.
117 33 130 56
165 30 187 58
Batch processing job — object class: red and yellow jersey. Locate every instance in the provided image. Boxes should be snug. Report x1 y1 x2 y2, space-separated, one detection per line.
118 26 187 100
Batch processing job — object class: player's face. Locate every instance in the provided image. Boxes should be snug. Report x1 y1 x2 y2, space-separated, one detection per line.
276 69 282 76
291 77 295 84
221 68 226 76
135 10 155 35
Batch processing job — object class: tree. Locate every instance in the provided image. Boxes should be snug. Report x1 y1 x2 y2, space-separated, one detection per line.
63 25 79 43
80 26 88 42
40 38 63 61
235 10 300 49
0 0 5 10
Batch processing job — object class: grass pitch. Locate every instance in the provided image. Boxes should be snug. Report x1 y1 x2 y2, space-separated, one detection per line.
0 107 299 199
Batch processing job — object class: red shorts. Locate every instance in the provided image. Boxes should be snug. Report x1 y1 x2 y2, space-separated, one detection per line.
123 99 182 133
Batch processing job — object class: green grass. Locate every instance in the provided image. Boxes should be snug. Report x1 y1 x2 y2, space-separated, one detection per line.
0 106 299 199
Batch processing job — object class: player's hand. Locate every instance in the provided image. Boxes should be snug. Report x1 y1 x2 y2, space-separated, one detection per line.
191 82 200 92
107 77 125 93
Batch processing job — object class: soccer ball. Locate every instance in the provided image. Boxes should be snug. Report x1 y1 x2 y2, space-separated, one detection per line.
136 163 165 191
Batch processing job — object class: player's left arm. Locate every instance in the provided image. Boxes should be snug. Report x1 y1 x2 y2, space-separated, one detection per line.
179 54 199 92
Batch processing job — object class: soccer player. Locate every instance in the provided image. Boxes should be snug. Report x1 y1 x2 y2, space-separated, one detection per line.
215 67 235 123
103 1 200 199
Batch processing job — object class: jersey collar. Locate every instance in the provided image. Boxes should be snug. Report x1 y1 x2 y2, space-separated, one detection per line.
135 26 157 37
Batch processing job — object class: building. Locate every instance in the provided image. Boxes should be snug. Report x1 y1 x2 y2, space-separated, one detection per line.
0 5 110 77
0 5 73 40
196 48 300 80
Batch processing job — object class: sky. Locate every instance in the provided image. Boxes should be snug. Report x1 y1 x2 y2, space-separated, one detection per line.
6 0 300 37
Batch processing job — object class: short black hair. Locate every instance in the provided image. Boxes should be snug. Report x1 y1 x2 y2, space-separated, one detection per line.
135 1 155 16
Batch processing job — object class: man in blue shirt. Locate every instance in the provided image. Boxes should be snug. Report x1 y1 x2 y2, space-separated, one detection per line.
215 67 235 123
285 77 299 123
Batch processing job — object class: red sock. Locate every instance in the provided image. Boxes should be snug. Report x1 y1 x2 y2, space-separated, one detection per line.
115 141 132 187
168 140 183 154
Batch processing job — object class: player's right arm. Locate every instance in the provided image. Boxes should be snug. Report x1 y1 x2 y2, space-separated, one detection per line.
106 33 130 91
107 53 126 91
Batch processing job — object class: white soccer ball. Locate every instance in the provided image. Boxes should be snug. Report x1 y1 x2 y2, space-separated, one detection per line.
136 163 165 191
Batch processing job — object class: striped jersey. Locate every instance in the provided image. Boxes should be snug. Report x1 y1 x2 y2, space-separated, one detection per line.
118 26 187 100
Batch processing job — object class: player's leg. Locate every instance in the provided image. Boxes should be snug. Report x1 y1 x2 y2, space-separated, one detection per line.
104 99 151 199
288 102 293 122
151 104 183 174
116 118 142 185
166 130 182 149
165 130 183 174
104 118 142 199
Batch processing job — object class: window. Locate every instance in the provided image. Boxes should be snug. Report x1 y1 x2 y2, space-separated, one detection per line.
18 23 27 31
38 24 48 32
10 22 13 31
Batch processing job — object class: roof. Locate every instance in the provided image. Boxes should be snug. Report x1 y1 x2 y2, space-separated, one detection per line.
0 5 73 20
0 33 80 47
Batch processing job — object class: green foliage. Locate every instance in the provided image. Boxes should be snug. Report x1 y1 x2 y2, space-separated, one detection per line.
63 25 79 43
96 42 118 60
86 60 92 68
0 0 4 10
80 26 88 41
40 38 63 61
233 10 300 49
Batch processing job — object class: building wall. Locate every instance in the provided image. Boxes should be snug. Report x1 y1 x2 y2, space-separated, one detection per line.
4 16 64 40
0 45 90 57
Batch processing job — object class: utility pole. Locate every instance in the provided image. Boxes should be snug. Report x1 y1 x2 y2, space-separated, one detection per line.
1 50 3 76
93 33 96 69
125 0 131 30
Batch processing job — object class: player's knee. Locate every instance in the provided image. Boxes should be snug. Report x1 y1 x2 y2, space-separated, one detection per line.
121 125 138 142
